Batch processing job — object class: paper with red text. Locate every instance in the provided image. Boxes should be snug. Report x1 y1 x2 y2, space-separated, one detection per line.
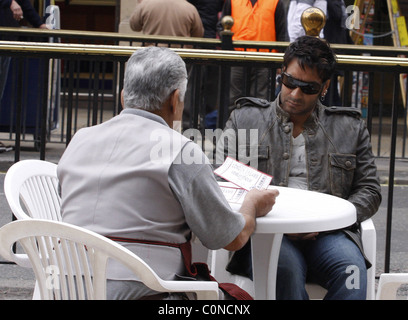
215 157 273 191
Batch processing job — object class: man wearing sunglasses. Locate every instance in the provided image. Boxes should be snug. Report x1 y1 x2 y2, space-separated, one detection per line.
216 35 381 300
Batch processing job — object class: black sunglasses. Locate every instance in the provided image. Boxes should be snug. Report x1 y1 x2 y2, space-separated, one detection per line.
280 72 322 95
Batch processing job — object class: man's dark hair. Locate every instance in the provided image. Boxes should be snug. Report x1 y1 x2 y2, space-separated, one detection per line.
283 36 337 83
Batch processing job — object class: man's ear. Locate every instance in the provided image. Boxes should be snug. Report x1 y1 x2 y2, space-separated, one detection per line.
120 89 125 109
170 89 180 114
323 79 331 93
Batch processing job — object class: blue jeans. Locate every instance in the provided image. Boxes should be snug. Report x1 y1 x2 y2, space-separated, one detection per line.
276 231 367 300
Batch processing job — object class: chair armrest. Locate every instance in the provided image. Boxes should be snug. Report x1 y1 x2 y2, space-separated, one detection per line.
376 273 408 300
360 218 375 232
360 218 377 300
160 279 219 300
10 253 33 268
360 218 376 262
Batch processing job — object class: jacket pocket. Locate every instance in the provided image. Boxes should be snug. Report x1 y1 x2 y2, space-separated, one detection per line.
237 145 269 172
329 153 356 198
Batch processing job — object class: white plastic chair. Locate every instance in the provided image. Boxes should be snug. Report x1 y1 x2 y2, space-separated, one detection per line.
209 218 376 300
3 160 62 298
4 159 61 221
0 219 219 300
376 273 408 300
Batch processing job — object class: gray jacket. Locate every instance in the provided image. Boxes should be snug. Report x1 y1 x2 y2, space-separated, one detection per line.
217 95 381 267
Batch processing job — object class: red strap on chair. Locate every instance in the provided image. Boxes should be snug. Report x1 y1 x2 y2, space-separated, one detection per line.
108 236 253 300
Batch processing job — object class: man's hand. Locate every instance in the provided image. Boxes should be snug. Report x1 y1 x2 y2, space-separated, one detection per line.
243 188 279 218
224 188 279 251
10 0 23 21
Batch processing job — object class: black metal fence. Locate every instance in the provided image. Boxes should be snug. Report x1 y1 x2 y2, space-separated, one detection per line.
1 27 408 273
1 27 408 157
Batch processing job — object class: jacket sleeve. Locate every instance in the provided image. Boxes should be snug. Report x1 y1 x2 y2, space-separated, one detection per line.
216 0 231 36
18 0 43 28
275 0 289 42
347 120 382 222
0 0 12 8
129 4 143 32
189 6 204 37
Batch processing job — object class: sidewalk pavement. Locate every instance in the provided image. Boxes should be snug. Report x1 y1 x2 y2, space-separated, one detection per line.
376 157 408 186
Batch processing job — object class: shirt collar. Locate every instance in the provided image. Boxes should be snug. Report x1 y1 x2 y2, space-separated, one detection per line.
120 108 169 127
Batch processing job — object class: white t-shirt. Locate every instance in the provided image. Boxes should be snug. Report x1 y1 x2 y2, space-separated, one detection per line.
288 134 308 189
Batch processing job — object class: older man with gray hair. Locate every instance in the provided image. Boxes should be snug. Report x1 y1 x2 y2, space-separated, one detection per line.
57 46 278 300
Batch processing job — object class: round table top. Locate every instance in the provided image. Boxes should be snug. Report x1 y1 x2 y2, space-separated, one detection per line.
218 182 356 234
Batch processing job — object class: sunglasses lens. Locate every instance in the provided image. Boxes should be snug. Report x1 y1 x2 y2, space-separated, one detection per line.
281 74 297 89
281 73 321 95
301 85 320 95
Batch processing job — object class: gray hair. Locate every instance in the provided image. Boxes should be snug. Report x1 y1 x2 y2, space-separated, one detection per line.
122 47 188 111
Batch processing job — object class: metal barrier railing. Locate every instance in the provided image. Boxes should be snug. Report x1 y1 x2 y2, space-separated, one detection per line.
1 32 407 158
3 26 408 54
0 27 407 273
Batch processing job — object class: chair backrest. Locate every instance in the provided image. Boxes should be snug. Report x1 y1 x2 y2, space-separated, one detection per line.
4 160 61 220
0 219 219 300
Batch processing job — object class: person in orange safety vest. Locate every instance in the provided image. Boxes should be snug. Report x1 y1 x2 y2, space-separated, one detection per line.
217 0 288 112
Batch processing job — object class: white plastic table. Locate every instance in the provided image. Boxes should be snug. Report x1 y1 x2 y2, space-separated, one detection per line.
218 182 357 300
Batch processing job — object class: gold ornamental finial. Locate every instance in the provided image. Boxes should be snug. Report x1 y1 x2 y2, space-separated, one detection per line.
301 7 326 37
221 15 234 32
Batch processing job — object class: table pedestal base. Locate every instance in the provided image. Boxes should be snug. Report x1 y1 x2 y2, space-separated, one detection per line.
251 233 283 300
